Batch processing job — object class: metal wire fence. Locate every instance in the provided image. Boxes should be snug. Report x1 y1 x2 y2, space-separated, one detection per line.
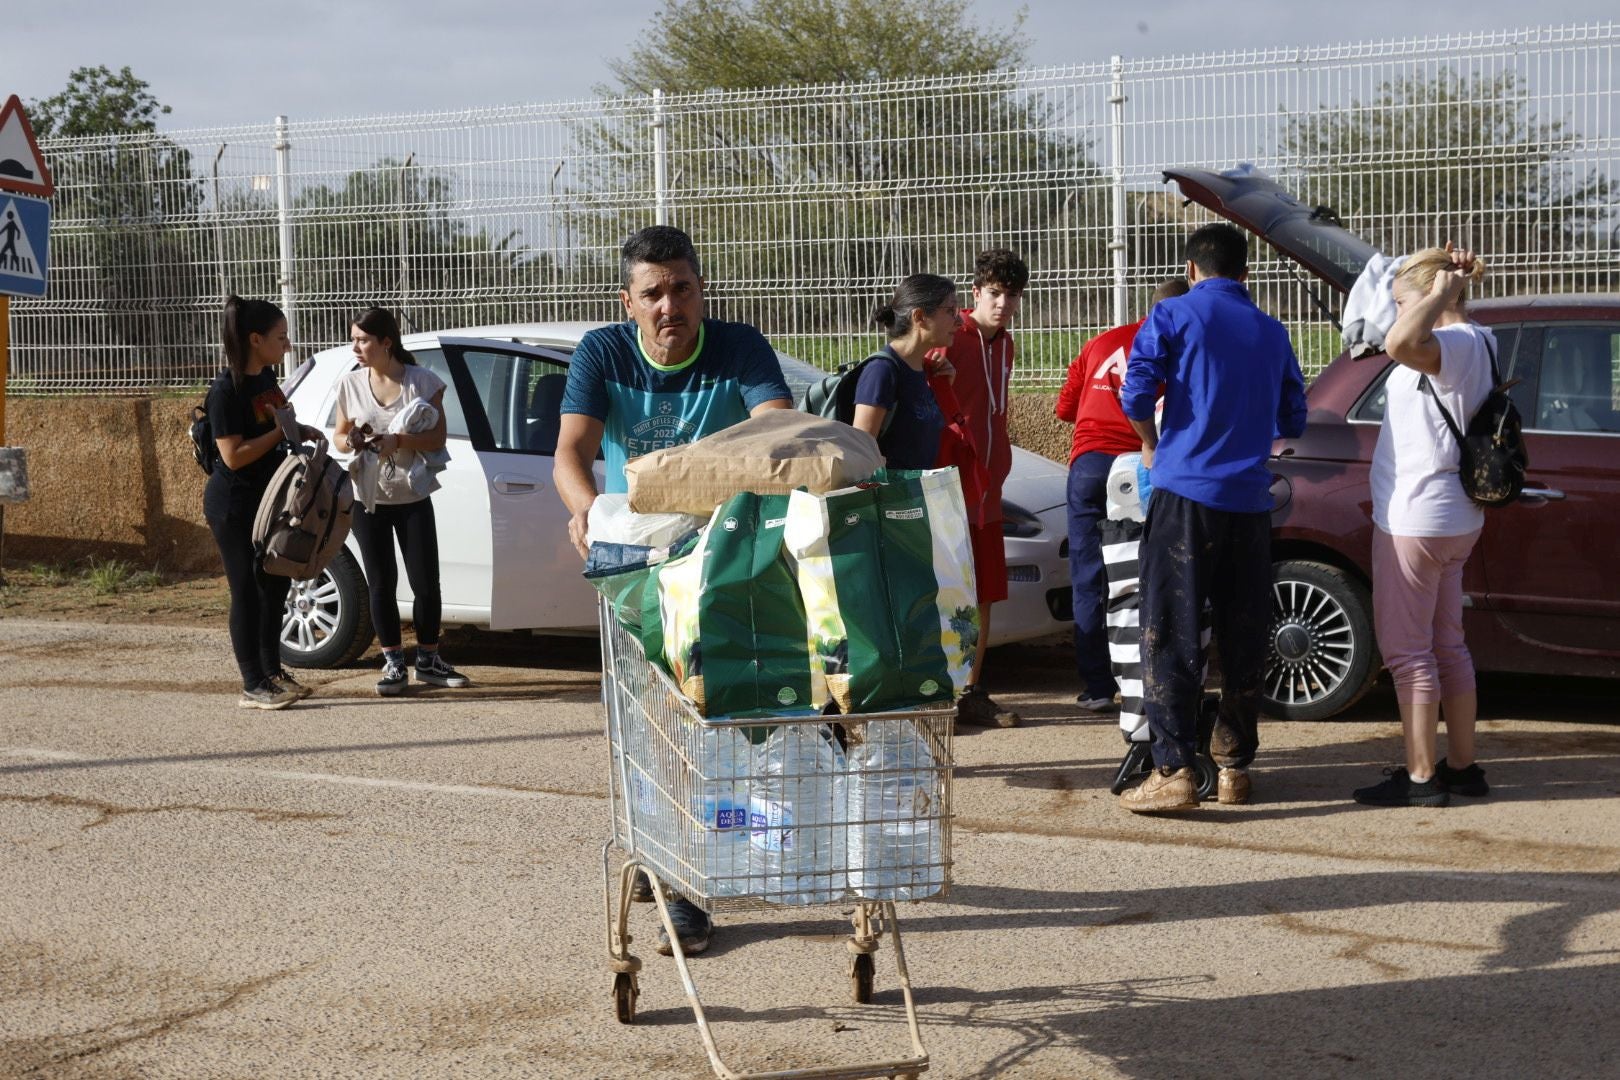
10 21 1618 395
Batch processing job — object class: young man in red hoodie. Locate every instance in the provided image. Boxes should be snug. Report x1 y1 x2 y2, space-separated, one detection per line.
1055 278 1189 712
927 249 1028 728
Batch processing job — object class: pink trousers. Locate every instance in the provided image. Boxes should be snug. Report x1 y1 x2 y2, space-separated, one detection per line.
1372 527 1482 706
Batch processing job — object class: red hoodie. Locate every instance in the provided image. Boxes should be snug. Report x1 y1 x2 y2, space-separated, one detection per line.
1055 319 1153 463
927 309 1013 503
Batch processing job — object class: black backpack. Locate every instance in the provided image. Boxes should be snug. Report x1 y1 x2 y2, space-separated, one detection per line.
1419 336 1528 507
798 351 897 437
189 400 219 475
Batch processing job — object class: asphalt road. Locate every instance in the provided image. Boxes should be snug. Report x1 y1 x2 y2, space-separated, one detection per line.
3 618 1618 1079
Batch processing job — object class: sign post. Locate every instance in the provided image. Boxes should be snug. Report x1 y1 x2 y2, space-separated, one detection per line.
0 92 55 580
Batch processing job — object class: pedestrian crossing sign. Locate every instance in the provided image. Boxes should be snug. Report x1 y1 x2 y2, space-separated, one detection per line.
0 193 49 298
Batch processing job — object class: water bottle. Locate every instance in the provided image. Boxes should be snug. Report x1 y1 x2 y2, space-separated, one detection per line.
749 724 847 905
847 719 943 900
693 725 752 897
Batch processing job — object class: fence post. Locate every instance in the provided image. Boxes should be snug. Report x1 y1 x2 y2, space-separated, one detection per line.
652 89 668 226
274 115 296 376
1109 56 1129 328
398 152 414 323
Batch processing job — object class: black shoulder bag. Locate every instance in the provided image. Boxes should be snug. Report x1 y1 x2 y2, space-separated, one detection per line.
1418 335 1529 507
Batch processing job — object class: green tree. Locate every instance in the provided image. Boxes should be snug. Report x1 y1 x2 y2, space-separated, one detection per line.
29 66 207 386
603 0 1028 93
29 65 172 139
1284 70 1616 285
283 158 554 343
576 0 1101 346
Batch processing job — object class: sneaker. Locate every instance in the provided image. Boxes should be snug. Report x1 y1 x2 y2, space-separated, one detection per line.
272 669 314 700
1217 767 1251 805
1120 766 1199 812
1353 767 1450 808
654 895 713 957
238 679 298 710
957 685 1020 728
1076 694 1119 714
1437 758 1489 797
415 652 470 688
629 868 655 904
377 657 409 697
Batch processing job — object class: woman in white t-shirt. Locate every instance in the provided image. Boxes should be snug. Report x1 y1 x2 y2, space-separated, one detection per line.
1355 245 1494 808
335 307 468 696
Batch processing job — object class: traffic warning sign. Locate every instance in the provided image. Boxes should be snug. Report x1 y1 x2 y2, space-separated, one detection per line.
0 95 55 198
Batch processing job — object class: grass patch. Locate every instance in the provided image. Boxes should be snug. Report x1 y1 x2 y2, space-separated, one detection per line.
82 558 163 596
26 562 70 586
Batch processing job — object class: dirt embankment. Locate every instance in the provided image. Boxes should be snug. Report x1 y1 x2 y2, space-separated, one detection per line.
3 397 216 572
1 393 1072 575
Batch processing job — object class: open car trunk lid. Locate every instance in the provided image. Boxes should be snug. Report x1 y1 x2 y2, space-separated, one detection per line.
1162 166 1376 296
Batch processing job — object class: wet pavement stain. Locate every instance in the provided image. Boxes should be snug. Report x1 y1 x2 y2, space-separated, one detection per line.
2 966 306 1075
476 781 607 799
0 792 344 830
4 678 242 696
1094 910 1156 927
953 817 1620 873
1266 909 1490 977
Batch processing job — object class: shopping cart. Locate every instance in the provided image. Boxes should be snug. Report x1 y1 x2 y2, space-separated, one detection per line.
599 597 955 1080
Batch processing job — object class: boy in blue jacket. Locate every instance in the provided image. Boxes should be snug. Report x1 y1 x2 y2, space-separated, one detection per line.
1118 223 1308 812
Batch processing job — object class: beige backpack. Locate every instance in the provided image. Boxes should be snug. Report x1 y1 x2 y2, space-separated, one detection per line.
253 413 355 579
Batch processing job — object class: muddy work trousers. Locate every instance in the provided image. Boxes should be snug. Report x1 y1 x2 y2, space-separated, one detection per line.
1139 489 1271 772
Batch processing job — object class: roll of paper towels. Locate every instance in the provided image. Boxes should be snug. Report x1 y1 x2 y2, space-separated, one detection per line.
1106 452 1145 522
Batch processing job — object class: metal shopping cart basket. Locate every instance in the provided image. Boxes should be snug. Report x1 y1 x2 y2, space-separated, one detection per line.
599 597 955 1080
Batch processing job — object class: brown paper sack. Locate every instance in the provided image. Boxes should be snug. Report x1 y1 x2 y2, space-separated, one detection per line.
624 410 884 514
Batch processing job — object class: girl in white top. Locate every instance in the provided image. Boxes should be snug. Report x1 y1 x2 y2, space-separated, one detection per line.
1355 245 1493 808
334 306 468 696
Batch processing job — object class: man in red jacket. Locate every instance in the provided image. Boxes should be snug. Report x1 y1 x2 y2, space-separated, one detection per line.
1055 278 1188 711
928 248 1028 728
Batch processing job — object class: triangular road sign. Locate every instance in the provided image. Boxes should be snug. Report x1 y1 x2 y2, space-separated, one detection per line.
0 95 55 198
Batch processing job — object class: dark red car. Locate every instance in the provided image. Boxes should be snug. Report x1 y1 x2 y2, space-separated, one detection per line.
1168 168 1620 719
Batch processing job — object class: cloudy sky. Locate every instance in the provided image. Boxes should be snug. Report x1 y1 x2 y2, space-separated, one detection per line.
12 1 1618 129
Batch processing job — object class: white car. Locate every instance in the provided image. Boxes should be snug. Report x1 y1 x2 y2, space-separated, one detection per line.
278 322 1073 667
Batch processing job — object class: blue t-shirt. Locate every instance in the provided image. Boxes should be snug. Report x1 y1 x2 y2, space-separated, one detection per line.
1121 278 1308 514
854 348 945 471
561 318 792 492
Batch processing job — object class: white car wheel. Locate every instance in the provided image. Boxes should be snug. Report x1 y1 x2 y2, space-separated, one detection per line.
280 548 374 669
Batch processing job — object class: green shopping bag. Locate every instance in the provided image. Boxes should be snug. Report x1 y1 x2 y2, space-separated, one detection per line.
646 492 823 718
784 468 978 713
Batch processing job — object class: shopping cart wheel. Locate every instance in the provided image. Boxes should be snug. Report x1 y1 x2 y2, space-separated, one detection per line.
850 952 874 1004
1109 742 1154 795
612 971 639 1024
1192 754 1219 801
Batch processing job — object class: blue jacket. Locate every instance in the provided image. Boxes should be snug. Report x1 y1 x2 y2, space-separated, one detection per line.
1121 277 1307 513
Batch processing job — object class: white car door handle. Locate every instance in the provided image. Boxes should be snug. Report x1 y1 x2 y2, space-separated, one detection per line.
493 474 540 494
1519 485 1566 503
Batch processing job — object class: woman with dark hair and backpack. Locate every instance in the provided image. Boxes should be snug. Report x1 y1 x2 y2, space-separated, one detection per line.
852 273 955 468
205 295 316 710
333 306 467 696
1354 244 1494 808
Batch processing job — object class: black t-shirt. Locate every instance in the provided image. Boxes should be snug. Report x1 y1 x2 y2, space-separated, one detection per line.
853 348 946 471
202 367 288 521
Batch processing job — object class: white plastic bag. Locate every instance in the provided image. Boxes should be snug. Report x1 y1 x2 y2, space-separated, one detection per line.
586 494 706 549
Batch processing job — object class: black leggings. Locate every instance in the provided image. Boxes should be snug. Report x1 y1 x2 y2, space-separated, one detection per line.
351 498 442 649
208 514 293 690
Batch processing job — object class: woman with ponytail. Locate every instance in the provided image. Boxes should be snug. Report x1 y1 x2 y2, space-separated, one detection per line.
1354 244 1495 808
206 295 312 709
853 273 956 469
334 306 465 696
